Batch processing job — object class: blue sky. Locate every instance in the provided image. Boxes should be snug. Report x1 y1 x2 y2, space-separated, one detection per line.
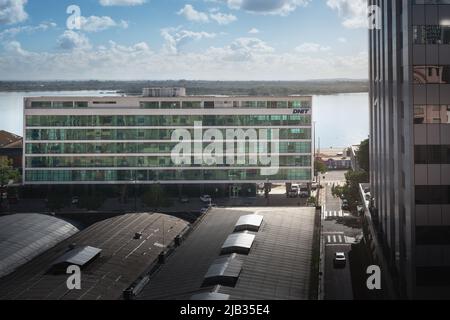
0 0 369 80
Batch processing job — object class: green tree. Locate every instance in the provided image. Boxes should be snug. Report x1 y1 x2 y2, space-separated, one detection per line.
357 138 370 173
314 159 328 176
0 158 20 208
0 158 20 188
332 169 369 211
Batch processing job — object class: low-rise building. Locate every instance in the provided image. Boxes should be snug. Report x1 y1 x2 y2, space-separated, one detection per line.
0 130 23 171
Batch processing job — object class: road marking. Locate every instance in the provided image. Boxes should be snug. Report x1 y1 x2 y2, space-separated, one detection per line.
324 233 348 244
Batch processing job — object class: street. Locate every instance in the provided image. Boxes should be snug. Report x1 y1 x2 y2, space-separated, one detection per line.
320 170 362 300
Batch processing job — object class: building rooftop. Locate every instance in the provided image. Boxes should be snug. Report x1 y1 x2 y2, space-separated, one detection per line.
0 214 79 279
0 212 189 300
0 131 22 148
24 94 313 100
138 207 316 300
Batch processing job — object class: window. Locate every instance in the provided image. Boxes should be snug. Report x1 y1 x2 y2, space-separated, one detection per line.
182 101 202 109
413 25 450 45
161 101 180 109
75 101 88 108
204 101 215 109
140 101 159 109
414 105 450 123
31 101 51 108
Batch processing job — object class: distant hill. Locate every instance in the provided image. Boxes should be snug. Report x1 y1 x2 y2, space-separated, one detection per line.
0 80 368 96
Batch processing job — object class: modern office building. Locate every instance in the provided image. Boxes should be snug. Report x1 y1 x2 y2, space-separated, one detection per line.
369 1 450 299
23 89 313 192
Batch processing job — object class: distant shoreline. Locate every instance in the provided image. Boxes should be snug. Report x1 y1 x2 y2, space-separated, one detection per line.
0 80 368 96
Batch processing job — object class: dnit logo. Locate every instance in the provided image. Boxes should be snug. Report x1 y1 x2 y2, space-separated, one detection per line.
368 5 382 30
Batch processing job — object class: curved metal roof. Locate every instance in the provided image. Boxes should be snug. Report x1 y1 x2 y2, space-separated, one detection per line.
0 214 79 278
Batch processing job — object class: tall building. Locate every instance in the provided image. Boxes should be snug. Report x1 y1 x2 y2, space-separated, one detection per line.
23 89 313 195
369 0 450 299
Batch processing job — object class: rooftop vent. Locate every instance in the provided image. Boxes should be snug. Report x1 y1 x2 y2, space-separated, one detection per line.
221 231 255 255
234 214 263 232
202 254 243 287
142 87 186 97
50 246 102 273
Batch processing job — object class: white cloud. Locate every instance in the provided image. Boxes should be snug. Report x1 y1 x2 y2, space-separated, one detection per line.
326 0 368 29
99 0 146 6
338 37 347 43
3 40 29 55
225 0 310 16
295 42 331 53
177 4 210 23
0 38 368 81
248 28 260 34
210 12 237 25
207 37 274 62
80 16 128 32
0 22 56 39
178 5 237 25
161 27 217 54
0 0 28 25
57 30 91 50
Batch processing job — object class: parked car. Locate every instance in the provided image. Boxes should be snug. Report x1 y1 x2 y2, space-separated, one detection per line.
287 186 299 198
299 186 310 198
200 195 212 203
334 252 347 268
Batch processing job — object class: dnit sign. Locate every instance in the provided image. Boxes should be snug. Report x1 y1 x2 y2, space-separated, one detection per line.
293 109 310 115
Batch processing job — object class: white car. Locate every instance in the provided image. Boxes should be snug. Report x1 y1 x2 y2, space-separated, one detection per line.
200 195 212 203
334 252 347 268
299 187 309 198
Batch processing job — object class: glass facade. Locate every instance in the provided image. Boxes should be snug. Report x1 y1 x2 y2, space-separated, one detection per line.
24 96 313 184
26 114 312 127
26 141 312 154
370 0 450 298
25 168 312 183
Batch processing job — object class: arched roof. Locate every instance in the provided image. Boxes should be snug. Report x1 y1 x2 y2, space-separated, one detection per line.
0 214 79 278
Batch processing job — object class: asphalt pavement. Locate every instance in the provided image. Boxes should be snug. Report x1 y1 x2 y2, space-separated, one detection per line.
320 170 361 300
